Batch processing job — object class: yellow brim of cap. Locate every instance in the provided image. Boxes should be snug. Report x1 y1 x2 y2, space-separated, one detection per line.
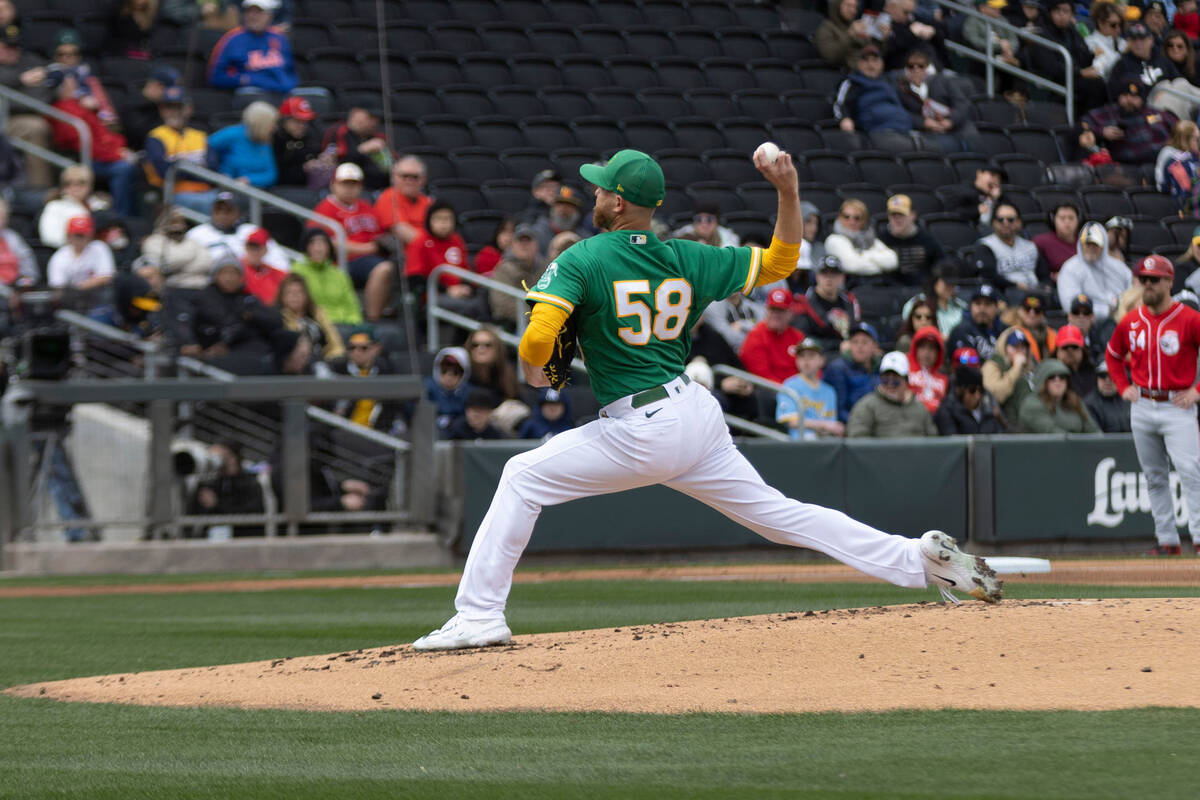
131 297 161 312
1191 235 1200 247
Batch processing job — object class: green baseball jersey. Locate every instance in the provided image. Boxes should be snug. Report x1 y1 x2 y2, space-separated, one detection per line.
526 230 763 405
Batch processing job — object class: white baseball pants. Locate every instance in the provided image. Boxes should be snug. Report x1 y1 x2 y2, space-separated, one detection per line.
454 375 928 622
1130 398 1200 546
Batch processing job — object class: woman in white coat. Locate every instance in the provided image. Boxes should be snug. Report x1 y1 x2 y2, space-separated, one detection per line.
823 199 898 281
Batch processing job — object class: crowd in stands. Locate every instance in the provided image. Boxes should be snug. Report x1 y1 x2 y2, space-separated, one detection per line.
8 0 1200 458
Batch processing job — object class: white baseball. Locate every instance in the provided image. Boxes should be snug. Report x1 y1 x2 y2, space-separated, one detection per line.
754 141 781 164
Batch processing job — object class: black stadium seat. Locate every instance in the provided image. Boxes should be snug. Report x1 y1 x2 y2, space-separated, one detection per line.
837 183 887 215
418 115 474 149
1128 188 1179 219
407 147 456 182
671 117 726 152
686 181 744 214
1130 219 1175 252
392 84 444 117
571 116 625 152
765 30 818 61
547 0 599 25
469 115 525 150
408 52 463 86
717 118 769 152
736 182 778 215
587 88 644 119
1007 125 1063 164
993 154 1046 187
704 58 757 91
1079 186 1135 218
451 0 505 22
641 0 694 27
458 209 507 249
654 57 707 90
685 88 739 121
428 179 487 212
607 55 658 87
1031 186 1080 213
499 147 554 181
704 148 761 185
538 87 594 118
488 85 543 118
509 54 560 87
803 150 861 185
689 0 738 27
332 22 381 51
526 23 581 56
386 21 431 51
521 116 577 150
439 85 493 117
853 152 910 188
551 147 602 179
923 213 981 252
625 26 676 58
429 21 484 54
719 28 770 60
901 153 957 188
798 183 843 214
636 88 691 120
622 117 677 153
502 0 550 24
576 24 627 57
558 54 610 87
449 147 508 182
656 150 712 186
736 88 790 120
946 152 990 182
477 21 530 54
480 179 531 213
459 54 513 86
672 27 724 59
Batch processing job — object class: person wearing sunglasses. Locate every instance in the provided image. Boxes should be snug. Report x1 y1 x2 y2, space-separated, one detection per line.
976 201 1046 292
1083 2 1126 80
832 44 918 152
879 193 944 286
823 198 899 282
933 364 1007 434
1105 255 1200 555
947 284 1005 361
846 350 937 438
1056 221 1132 321
894 50 975 153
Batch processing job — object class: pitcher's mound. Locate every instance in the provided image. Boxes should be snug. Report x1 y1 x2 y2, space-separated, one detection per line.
8 599 1200 713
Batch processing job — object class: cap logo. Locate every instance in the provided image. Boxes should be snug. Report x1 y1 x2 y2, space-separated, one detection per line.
616 184 623 192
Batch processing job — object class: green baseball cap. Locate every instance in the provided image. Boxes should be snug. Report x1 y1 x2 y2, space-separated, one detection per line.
579 149 665 208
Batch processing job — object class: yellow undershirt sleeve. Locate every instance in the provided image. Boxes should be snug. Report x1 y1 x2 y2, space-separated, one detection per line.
753 236 802 288
518 302 571 366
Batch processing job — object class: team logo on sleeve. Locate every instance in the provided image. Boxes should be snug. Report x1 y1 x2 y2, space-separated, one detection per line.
1160 330 1181 355
534 262 558 291
629 234 647 245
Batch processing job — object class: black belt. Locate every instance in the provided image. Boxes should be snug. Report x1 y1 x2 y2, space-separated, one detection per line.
630 374 691 409
1139 388 1174 401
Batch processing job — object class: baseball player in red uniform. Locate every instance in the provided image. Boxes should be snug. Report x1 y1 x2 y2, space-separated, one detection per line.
1105 255 1200 555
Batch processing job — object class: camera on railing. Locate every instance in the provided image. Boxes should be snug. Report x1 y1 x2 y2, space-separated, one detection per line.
172 440 225 479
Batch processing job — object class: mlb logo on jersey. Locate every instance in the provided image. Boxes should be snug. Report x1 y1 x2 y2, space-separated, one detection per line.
629 234 647 245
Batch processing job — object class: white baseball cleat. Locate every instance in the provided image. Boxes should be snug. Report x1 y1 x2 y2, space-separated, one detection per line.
412 613 512 651
919 531 1003 605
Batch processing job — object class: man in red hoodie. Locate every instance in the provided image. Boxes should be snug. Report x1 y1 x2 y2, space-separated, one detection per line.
47 66 138 217
907 325 947 413
739 287 803 384
310 162 395 321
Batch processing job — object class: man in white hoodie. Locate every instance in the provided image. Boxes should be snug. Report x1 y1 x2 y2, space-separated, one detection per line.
1056 221 1132 321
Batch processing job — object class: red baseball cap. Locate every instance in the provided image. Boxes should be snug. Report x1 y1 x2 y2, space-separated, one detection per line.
66 215 93 236
766 288 793 310
245 228 270 247
1056 324 1086 349
1134 254 1174 279
278 96 316 121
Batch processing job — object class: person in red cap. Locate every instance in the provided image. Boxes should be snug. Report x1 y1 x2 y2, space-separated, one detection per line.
273 96 326 188
738 287 803 384
240 227 286 304
1054 323 1096 397
1106 254 1200 555
46 215 114 290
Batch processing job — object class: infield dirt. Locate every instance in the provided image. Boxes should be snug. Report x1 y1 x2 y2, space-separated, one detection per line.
8 598 1200 713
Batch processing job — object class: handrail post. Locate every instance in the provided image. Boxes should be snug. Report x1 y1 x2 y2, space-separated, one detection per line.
985 19 995 97
281 399 309 537
0 83 91 171
426 272 441 353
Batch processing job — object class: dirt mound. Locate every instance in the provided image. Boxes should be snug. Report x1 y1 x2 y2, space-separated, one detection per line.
8 599 1200 713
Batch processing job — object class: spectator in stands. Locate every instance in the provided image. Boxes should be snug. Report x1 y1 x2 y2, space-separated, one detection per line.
89 270 162 338
530 185 589 256
240 228 286 304
475 217 514 276
547 230 580 262
1026 0 1109 113
777 338 843 440
1085 2 1128 81
1083 81 1179 169
108 0 162 60
518 388 574 441
311 162 395 321
895 298 937 353
329 325 403 435
1055 322 1096 397
1009 291 1058 359
447 390 507 441
1064 293 1104 364
824 198 899 283
48 29 118 126
47 216 114 290
322 106 390 191
817 0 872 71
833 45 916 150
275 272 343 361
983 328 1037 426
1175 0 1200 38
976 201 1047 292
187 191 288 269
185 440 265 538
703 277 766 353
140 206 212 291
1105 215 1133 264
934 364 1008 434
46 67 138 218
824 322 881 423
947 284 1005 360
906 325 947 413
144 86 217 214
424 345 473 436
964 0 1021 71
119 65 179 151
1032 202 1082 282
672 205 740 248
901 258 967 337
180 250 293 374
790 255 859 355
1155 119 1200 192
943 163 1005 229
1056 221 1132 320
406 200 479 313
375 155 432 246
1144 0 1170 39
1161 29 1199 86
878 193 943 286
272 96 325 188
464 326 522 414
0 27 53 187
1018 357 1100 432
847 350 936 437
883 0 948 71
1172 225 1200 291
739 287 803 384
516 169 562 224
290 228 361 326
895 50 976 152
207 0 298 95
0 196 37 289
207 100 278 188
1085 358 1132 432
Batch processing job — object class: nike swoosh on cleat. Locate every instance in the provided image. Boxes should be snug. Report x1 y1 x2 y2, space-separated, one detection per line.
645 408 662 418
932 573 957 587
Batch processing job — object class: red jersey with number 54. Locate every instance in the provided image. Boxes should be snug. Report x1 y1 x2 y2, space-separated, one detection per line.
1106 302 1200 392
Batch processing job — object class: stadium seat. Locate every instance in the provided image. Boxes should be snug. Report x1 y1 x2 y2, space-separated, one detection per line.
622 117 678 153
388 21 434 51
1128 188 1179 219
571 116 626 152
719 28 770 60
686 181 745 214
480 179 531 213
451 0 505 22
736 182 778 215
641 0 694 27
575 24 627 57
670 117 726 152
837 183 888 215
797 182 842 214
1002 188 1040 219
723 210 774 245
1129 218 1175 252
290 19 334 51
360 52 411 84
1007 125 1063 164
658 181 691 220
499 147 555 181
946 152 991 182
458 209 508 250
418 114 474 148
509 54 560 87
656 150 712 186
654 57 707 90
607 55 658 87
449 147 508 182
779 89 833 122
547 0 600 25
439 85 494 117
766 119 822 153
923 213 981 252
803 150 862 185
625 25 676 58
898 154 955 189
715 118 767 153
636 88 691 120
429 21 485 54
685 88 739 121
407 146 456 182
1031 186 1081 213
1045 163 1095 187
488 85 544 118
526 23 581 56
408 52 464 86
815 123 864 153
853 152 910 188
1024 100 1070 127
672 26 724 59
793 60 843 95
704 148 762 185
551 148 603 179
501 0 550 24
765 30 819 61
330 22 382 51
477 21 531 54
520 116 577 150
20 12 73 57
971 96 1023 125
704 58 758 91
734 88 790 121
587 88 644 119
469 115 524 150
971 123 1015 156
558 54 610 87
990 154 1045 188
1079 186 1135 218
428 179 487 212
538 87 594 119
391 0 445 22
1167 217 1197 244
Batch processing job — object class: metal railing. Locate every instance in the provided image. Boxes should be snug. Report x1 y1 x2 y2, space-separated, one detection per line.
163 161 349 269
711 364 797 442
0 84 92 171
55 309 168 380
934 0 1075 124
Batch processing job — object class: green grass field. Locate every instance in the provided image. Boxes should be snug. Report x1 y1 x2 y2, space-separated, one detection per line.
3 574 1199 799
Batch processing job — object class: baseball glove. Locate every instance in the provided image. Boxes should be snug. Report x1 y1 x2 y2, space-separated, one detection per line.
525 297 577 390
